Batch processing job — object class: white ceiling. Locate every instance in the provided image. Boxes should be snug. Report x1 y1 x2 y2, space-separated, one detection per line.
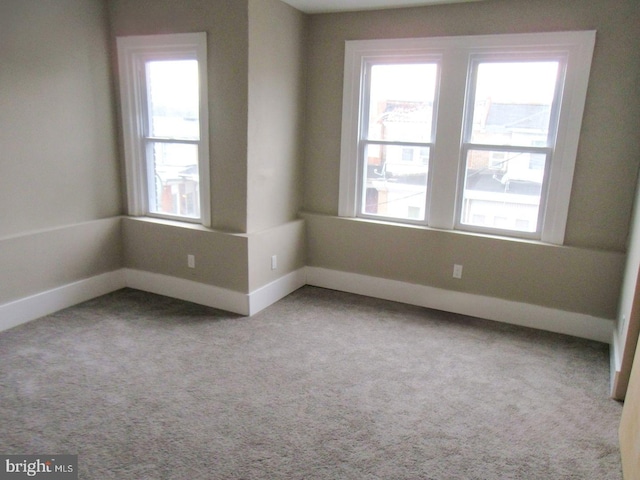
280 0 481 14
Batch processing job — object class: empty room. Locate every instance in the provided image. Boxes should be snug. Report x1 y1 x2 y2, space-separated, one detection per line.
1 0 640 478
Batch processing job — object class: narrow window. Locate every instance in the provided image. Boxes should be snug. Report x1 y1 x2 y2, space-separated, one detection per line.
117 33 210 225
457 60 562 237
358 62 439 223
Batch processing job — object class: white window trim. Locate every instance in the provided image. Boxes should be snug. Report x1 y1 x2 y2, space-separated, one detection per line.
339 31 596 245
116 32 211 227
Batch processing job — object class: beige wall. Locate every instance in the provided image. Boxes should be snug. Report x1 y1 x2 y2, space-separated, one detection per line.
111 0 306 294
109 0 250 233
248 220 306 292
305 213 624 318
122 218 249 292
247 0 306 233
246 0 307 292
0 0 121 238
0 0 123 304
304 0 640 252
109 0 252 293
302 0 640 319
2 0 637 334
0 219 122 306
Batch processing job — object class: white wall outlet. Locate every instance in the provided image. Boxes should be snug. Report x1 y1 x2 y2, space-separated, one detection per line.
453 264 463 279
187 254 195 269
271 255 277 270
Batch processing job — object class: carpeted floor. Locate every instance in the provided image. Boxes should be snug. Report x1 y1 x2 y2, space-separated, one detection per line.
0 286 622 479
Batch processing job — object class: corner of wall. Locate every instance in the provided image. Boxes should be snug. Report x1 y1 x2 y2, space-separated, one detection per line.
0 217 125 333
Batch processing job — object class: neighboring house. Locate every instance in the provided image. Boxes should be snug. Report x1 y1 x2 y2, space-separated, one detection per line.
365 99 550 230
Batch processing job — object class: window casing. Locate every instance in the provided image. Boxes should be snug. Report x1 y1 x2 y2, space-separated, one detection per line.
339 31 596 244
117 33 210 226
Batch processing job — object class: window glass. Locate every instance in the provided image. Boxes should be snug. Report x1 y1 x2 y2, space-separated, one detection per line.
460 149 547 233
144 59 201 219
469 62 559 146
360 62 438 222
363 144 429 220
146 60 200 140
147 142 200 218
366 64 437 143
460 60 559 235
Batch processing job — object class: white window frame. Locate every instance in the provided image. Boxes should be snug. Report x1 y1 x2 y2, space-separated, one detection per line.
339 31 596 244
117 32 211 226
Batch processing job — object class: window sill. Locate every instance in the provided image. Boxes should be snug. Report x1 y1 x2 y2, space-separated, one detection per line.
299 211 561 249
123 216 247 237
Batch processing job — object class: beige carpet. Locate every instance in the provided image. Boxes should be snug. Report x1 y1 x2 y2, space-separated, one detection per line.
0 287 622 479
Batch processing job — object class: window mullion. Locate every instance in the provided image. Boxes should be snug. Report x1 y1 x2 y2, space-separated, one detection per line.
428 48 469 230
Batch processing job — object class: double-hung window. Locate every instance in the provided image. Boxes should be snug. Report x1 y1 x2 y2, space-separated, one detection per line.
117 33 210 225
339 31 595 244
359 61 440 222
458 57 562 236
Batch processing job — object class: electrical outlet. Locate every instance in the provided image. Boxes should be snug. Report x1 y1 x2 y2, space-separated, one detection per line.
187 254 195 269
271 255 277 271
453 264 463 279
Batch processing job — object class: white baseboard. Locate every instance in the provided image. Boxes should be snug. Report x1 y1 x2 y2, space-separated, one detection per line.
248 269 307 315
0 270 126 333
0 268 308 332
306 266 615 344
123 269 250 315
123 268 307 317
1 266 614 345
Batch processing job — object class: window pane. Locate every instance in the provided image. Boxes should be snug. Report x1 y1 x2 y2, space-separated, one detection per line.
460 149 547 233
366 63 438 143
469 62 559 146
362 144 429 221
148 142 200 218
146 60 199 140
